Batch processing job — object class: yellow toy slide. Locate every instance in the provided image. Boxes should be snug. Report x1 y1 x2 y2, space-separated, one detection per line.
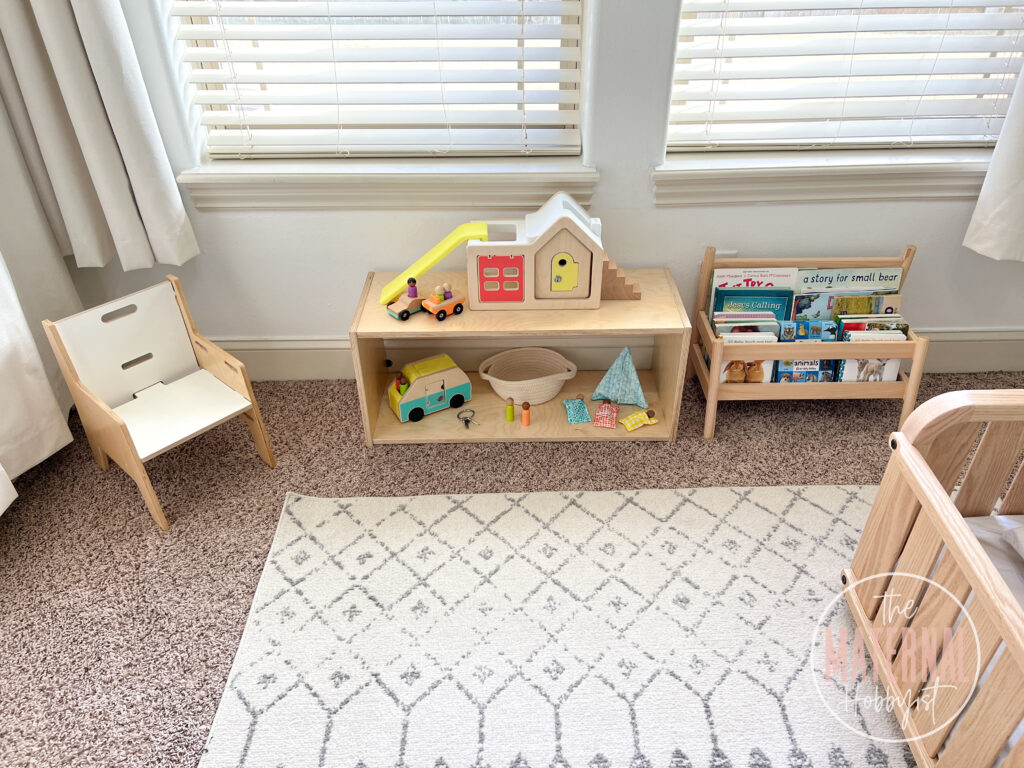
379 221 489 305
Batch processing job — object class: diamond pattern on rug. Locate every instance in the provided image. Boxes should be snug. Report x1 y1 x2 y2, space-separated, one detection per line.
199 487 914 768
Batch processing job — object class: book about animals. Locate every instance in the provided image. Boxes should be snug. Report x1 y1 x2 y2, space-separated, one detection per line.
779 320 833 342
775 358 821 383
719 333 776 384
836 330 907 382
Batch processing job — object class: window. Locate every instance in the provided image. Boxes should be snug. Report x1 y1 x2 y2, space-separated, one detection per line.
668 1 1024 150
171 0 583 158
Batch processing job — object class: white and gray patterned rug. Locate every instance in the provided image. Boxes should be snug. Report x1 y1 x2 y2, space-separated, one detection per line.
200 487 913 768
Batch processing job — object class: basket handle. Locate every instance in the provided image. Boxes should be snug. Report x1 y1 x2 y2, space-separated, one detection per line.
478 351 500 383
477 349 577 383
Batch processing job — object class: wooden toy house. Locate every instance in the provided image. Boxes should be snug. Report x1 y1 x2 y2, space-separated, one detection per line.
466 193 638 311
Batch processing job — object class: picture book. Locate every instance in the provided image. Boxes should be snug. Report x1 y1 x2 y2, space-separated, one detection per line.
831 293 902 319
719 333 776 384
713 288 793 321
836 330 906 383
818 320 838 378
712 311 777 323
837 314 908 338
797 267 903 293
714 319 780 337
779 320 835 342
708 267 799 314
793 291 899 322
775 358 821 383
874 294 902 315
792 293 836 322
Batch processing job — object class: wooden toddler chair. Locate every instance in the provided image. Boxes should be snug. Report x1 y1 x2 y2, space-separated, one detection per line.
43 276 275 530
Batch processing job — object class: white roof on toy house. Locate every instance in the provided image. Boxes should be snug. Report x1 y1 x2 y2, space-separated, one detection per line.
523 192 604 250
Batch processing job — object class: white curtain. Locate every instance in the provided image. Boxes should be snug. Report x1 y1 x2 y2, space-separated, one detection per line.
0 0 198 271
964 65 1024 262
0 55 78 514
0 252 74 515
0 30 81 411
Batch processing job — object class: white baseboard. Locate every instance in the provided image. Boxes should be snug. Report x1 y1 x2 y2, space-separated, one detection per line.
213 328 1024 382
913 328 1024 374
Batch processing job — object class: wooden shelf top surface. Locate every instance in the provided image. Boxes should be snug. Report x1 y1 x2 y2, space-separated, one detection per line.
352 268 689 339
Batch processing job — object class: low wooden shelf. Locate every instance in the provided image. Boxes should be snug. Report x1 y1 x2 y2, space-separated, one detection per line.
350 268 691 446
688 246 930 439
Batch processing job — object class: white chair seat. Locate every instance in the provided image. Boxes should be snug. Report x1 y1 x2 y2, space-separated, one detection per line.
114 369 252 461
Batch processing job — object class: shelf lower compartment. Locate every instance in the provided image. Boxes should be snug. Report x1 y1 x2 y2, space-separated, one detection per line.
715 377 907 401
689 343 911 402
370 370 671 443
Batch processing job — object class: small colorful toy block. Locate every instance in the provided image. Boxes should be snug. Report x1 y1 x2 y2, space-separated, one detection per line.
389 354 471 423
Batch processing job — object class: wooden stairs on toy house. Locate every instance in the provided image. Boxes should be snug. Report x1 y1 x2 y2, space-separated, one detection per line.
601 259 642 300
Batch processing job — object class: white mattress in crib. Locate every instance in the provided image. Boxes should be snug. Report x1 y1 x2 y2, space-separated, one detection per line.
958 515 1024 765
964 514 1024 608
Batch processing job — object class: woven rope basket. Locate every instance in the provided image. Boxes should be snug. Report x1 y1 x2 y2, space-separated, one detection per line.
478 347 577 405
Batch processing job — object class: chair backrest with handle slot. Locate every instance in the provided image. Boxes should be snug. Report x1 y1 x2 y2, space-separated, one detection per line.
54 281 199 408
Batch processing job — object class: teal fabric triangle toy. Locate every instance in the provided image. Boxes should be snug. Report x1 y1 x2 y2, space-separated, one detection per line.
592 347 648 409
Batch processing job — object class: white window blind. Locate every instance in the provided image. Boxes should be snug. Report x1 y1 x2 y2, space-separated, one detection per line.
170 0 583 158
669 1 1024 149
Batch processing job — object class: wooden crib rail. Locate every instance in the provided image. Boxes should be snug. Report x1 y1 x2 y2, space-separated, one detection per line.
890 434 1024 668
900 390 1024 516
846 398 1024 768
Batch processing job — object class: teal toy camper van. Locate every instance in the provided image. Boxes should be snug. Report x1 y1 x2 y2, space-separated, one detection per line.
389 354 471 423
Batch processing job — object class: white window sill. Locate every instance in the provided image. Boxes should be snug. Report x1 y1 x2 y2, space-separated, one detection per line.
652 148 991 206
177 156 599 210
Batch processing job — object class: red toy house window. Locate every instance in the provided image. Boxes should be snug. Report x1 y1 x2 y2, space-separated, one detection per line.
477 255 524 302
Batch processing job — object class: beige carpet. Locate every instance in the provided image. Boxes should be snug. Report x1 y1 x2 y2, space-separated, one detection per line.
0 373 1021 767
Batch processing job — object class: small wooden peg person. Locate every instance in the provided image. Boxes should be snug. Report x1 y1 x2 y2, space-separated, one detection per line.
433 284 445 302
505 397 514 422
406 277 418 298
442 282 453 300
522 402 531 427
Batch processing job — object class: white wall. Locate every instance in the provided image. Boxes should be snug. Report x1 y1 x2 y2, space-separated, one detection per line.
71 1 1024 378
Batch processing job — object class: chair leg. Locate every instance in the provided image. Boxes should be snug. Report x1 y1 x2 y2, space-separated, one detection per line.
242 409 276 468
85 433 110 470
130 465 170 531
